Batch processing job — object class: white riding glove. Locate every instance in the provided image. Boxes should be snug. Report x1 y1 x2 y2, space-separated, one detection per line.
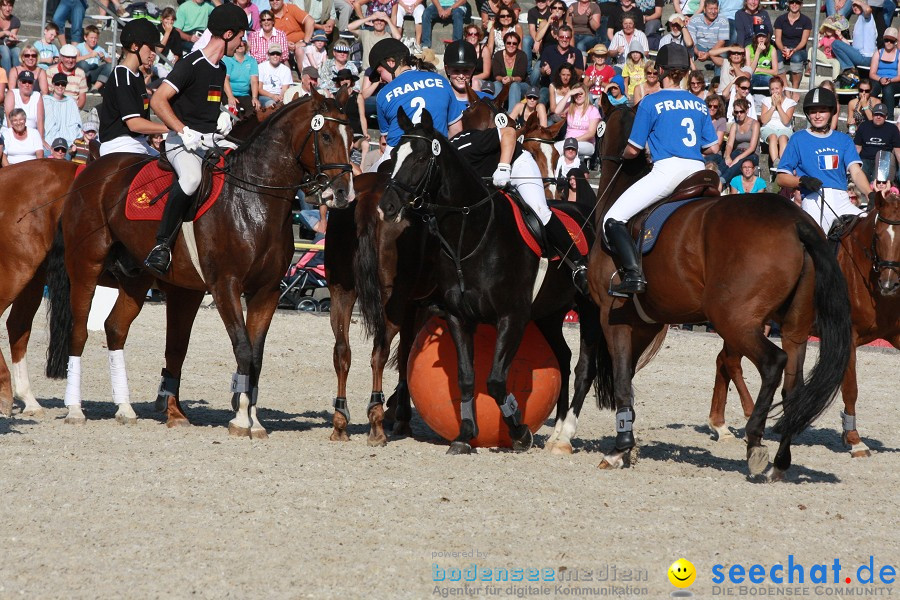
217 110 234 136
180 126 202 152
492 162 512 188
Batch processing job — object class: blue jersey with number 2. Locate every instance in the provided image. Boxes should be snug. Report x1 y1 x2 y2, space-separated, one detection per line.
377 69 465 147
627 88 718 162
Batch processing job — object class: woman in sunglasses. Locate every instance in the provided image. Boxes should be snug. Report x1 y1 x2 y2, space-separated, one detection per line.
490 31 528 110
712 45 751 100
846 81 879 133
632 60 661 105
725 75 757 121
9 43 49 95
721 97 760 184
485 8 523 56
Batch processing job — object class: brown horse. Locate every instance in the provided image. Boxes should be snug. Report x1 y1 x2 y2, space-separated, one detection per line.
324 90 506 445
586 95 852 480
45 91 353 437
708 192 900 457
518 115 565 195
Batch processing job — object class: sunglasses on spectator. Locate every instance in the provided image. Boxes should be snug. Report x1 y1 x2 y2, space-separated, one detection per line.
558 35 571 39
552 6 566 10
53 147 67 152
499 13 513 18
506 41 519 46
22 53 38 58
733 109 746 114
886 38 897 43
269 51 282 56
690 80 704 86
739 85 750 90
334 49 348 53
260 17 274 21
19 80 33 85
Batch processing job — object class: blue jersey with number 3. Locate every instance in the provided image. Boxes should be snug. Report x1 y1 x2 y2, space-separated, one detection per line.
377 69 465 147
628 89 718 161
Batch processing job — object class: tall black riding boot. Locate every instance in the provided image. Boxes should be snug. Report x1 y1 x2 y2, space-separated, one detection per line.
604 219 646 296
144 183 192 275
544 213 590 296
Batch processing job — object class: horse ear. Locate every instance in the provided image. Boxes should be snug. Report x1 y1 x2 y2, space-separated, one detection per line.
546 117 566 139
334 84 350 107
599 91 612 117
494 82 511 107
310 86 325 106
523 111 538 132
420 108 434 131
398 107 414 132
466 85 479 105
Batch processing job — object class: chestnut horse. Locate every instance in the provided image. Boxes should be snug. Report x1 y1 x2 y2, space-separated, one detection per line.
45 91 353 437
586 95 852 480
708 192 900 457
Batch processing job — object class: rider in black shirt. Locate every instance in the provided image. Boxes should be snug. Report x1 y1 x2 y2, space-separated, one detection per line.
145 2 248 275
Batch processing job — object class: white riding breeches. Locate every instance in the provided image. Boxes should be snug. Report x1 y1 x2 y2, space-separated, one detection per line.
801 188 863 234
165 131 205 195
512 150 552 225
99 135 158 156
603 156 704 229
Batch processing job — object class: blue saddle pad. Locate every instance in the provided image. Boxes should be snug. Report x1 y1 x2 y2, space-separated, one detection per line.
637 197 706 255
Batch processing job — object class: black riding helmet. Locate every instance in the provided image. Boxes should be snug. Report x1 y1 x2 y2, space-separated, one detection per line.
208 2 249 38
120 18 160 49
803 86 838 115
444 40 477 70
655 43 690 71
368 38 410 82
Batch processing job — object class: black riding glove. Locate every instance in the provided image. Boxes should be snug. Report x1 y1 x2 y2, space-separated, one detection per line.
799 176 823 193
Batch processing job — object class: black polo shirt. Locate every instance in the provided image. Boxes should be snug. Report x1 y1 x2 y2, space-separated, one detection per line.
773 12 812 50
605 3 646 33
450 129 524 178
163 49 227 134
537 43 585 86
854 119 900 161
99 65 150 141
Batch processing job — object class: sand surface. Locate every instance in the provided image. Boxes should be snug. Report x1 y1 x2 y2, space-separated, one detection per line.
1 303 897 599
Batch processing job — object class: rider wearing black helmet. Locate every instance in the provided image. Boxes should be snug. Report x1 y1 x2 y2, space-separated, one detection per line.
775 86 870 233
98 18 169 156
145 2 247 275
443 39 492 104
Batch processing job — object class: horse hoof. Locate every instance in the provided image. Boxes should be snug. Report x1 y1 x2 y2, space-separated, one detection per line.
228 423 251 437
166 417 191 428
154 396 166 413
21 407 45 419
598 456 624 469
447 441 473 455
0 402 12 418
549 442 573 455
512 429 533 452
329 429 350 442
712 425 735 441
747 445 770 476
850 446 872 458
367 433 387 447
115 414 138 425
392 421 412 437
250 427 269 440
765 466 785 482
64 415 86 425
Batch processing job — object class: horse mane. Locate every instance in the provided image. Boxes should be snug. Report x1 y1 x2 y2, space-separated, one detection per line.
406 123 490 197
230 95 344 157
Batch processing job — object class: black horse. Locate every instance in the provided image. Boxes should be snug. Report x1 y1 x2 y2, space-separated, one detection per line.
375 109 599 455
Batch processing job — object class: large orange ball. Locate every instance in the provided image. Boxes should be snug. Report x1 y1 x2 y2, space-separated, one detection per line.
407 317 562 448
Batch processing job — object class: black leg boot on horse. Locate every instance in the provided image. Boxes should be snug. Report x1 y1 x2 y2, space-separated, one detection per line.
604 219 647 296
145 183 193 275
544 213 590 296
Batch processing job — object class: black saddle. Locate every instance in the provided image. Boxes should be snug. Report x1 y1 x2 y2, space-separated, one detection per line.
827 213 862 242
509 190 593 258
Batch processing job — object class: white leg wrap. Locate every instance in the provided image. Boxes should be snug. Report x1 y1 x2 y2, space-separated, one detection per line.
11 359 37 406
559 411 579 444
108 350 130 405
65 356 82 407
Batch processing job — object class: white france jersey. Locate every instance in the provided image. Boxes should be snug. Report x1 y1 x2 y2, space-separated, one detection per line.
775 129 861 191
377 69 465 147
627 88 718 162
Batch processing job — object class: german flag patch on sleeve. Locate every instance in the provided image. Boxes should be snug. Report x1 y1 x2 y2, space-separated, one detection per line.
207 85 222 103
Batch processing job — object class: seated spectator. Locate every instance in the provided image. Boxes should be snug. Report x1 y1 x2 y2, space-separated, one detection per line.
621 41 647 98
640 0 665 51
224 39 261 115
868 27 900 121
605 73 629 105
1 108 43 165
296 0 347 36
35 22 60 72
236 0 261 31
854 103 900 180
734 0 772 47
396 0 426 49
271 0 315 70
258 43 293 106
10 44 49 96
704 94 728 171
608 17 648 67
561 167 596 206
729 158 767 193
174 0 217 54
481 0 522 24
831 0 876 76
76 25 114 94
567 0 602 54
687 0 728 72
726 75 758 120
486 8 523 57
490 31 529 111
509 85 548 126
321 42 362 93
53 0 84 46
5 70 44 142
286 66 330 102
250 11 290 64
816 20 844 82
585 44 615 103
421 0 470 49
0 0 21 73
746 24 778 95
536 25 583 96
531 1 567 68
47 44 88 110
303 30 330 70
632 60 660 104
774 0 811 97
658 14 694 53
43 71 82 151
721 97 760 183
714 46 751 99
605 0 643 44
156 7 183 80
553 83 600 155
70 119 97 164
549 63 577 118
687 69 709 99
759 75 795 170
49 137 69 159
554 136 582 181
847 81 878 132
349 11 401 67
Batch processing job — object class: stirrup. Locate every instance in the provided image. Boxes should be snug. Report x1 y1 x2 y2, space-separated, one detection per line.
144 243 172 275
571 264 590 296
608 270 646 297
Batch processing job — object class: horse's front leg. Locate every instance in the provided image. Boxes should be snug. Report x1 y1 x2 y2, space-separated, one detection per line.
443 313 477 455
598 323 639 470
243 286 283 440
486 315 533 452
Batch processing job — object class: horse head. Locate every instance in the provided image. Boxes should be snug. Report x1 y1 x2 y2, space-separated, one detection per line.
518 113 564 192
460 84 510 130
871 190 900 295
379 108 445 222
292 88 355 209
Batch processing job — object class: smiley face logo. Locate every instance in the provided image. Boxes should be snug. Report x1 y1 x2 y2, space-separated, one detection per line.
668 559 696 588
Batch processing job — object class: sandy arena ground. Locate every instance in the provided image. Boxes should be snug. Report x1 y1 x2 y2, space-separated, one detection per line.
1 302 897 599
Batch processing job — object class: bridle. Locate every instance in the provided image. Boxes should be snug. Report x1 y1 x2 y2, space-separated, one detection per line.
870 212 900 276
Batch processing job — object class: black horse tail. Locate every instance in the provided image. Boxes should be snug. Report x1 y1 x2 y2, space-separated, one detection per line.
353 201 386 341
45 225 72 379
592 327 616 411
774 220 852 437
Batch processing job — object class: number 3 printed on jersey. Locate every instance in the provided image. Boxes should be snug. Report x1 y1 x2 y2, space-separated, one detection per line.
410 97 426 124
680 117 696 147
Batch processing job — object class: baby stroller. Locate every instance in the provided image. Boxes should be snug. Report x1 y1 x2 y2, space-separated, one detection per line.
278 241 330 312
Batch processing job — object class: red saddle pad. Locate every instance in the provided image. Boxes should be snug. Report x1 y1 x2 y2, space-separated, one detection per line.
504 192 589 258
124 157 226 221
